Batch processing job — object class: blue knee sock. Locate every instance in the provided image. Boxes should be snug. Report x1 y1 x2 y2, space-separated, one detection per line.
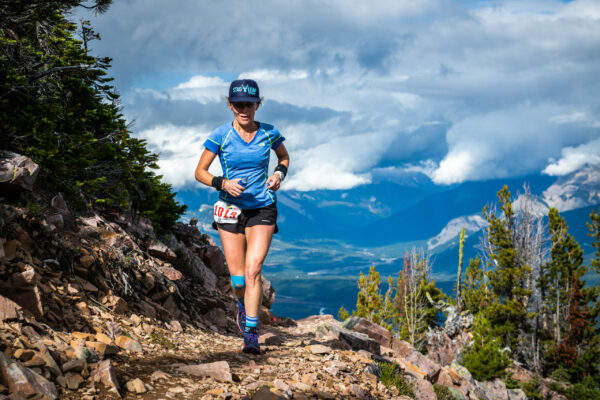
245 315 258 331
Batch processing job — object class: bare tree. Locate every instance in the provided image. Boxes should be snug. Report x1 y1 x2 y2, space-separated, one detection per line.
398 247 432 348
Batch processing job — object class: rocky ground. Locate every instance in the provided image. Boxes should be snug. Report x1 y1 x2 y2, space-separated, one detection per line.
0 153 568 399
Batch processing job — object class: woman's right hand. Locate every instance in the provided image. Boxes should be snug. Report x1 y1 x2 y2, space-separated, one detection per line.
222 178 246 197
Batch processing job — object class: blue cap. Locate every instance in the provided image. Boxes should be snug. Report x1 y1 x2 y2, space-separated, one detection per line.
228 79 260 103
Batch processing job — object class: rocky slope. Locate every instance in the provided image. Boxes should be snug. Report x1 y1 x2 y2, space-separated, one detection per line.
0 153 568 399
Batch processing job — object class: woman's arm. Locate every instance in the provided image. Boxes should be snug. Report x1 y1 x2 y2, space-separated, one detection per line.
266 143 290 191
195 149 245 197
195 148 218 186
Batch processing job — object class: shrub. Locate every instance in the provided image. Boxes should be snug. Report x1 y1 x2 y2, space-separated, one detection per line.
433 384 461 400
150 330 176 350
520 377 543 400
377 361 414 397
563 376 600 400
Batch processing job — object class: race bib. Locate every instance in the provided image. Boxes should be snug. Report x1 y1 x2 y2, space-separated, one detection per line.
213 200 241 224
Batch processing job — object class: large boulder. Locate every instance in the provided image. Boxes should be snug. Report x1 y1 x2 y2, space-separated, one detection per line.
391 338 415 358
476 378 509 400
342 316 392 348
148 240 177 262
0 151 40 192
0 352 58 399
315 323 381 354
174 244 217 290
0 286 43 318
404 351 442 382
413 378 436 400
261 276 276 308
0 294 27 322
198 245 229 277
426 329 458 366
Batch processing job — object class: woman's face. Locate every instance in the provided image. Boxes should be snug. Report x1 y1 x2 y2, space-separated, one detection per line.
229 101 259 127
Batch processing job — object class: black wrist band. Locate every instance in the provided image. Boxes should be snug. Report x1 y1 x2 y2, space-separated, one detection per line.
211 176 224 191
274 164 288 177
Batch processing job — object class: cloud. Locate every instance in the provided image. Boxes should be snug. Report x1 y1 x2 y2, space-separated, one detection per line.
431 104 600 184
135 124 222 187
74 0 600 190
543 137 600 176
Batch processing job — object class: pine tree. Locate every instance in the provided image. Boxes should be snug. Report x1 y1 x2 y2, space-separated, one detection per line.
0 1 186 229
461 256 490 315
540 208 600 384
461 313 512 381
481 186 530 352
355 266 384 324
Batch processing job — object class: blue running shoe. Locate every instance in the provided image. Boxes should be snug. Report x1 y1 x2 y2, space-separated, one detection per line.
242 327 261 354
236 300 246 333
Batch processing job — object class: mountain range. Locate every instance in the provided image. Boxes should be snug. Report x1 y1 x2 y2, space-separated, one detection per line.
178 166 600 319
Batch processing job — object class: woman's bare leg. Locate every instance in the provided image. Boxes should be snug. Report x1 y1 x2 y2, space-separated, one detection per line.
243 224 275 319
218 228 247 299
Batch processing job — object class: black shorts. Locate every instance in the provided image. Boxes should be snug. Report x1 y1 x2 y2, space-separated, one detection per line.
212 202 278 234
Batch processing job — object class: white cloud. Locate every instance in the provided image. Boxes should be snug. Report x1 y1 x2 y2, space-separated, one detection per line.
543 137 600 176
76 0 600 190
135 124 222 187
550 111 587 124
431 104 598 184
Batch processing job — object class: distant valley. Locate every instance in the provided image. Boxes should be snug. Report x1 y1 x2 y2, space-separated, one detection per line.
178 166 600 319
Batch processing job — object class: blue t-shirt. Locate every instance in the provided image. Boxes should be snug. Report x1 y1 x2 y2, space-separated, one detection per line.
204 121 285 209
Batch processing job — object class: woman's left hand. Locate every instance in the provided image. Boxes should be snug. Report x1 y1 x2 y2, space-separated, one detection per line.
266 174 282 191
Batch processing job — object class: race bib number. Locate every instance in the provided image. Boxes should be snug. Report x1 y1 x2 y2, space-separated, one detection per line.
214 200 241 224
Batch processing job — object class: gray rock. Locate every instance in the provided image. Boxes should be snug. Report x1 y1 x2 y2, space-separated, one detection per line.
508 388 528 400
0 352 58 399
405 351 441 382
316 323 380 354
50 193 71 218
477 379 509 400
262 276 275 308
148 241 177 262
343 316 392 348
90 359 121 396
0 151 40 191
413 379 436 400
177 361 232 382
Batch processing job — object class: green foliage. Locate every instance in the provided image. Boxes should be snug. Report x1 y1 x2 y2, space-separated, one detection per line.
503 375 520 390
484 186 531 302
393 250 445 349
377 361 413 397
539 208 600 381
462 256 489 315
150 330 176 350
461 314 512 381
25 201 41 217
354 266 386 325
433 384 460 400
337 306 350 321
0 1 186 230
520 377 543 400
562 376 600 400
344 253 445 349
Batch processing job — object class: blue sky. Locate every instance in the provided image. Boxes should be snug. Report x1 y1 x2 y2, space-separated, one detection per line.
75 0 600 191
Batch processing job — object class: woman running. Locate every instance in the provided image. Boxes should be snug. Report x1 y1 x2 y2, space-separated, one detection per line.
194 79 289 354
